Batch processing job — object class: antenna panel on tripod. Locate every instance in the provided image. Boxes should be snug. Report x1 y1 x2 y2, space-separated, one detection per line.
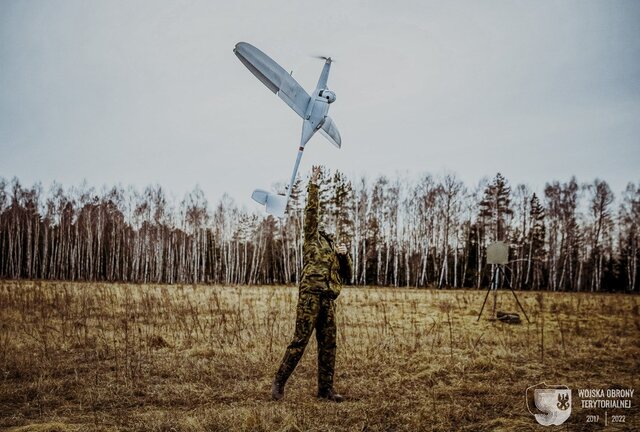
487 241 509 265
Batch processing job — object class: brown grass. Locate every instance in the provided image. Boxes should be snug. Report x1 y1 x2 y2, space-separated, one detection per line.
0 281 638 431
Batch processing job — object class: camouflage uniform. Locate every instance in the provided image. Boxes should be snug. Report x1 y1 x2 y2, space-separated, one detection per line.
274 181 352 395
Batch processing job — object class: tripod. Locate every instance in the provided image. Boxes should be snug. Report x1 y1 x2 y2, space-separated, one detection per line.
476 264 530 323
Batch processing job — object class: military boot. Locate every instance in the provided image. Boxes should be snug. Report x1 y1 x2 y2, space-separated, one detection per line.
317 388 344 402
271 373 287 401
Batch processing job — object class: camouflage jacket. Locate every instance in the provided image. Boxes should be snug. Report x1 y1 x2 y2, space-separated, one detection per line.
300 182 352 299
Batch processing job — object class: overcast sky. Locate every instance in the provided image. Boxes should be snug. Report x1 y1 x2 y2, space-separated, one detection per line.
1 0 639 211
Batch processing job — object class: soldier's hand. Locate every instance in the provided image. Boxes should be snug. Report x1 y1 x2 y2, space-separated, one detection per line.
311 166 321 184
336 243 348 255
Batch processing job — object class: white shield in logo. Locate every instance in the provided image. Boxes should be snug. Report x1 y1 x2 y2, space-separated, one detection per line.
526 382 572 426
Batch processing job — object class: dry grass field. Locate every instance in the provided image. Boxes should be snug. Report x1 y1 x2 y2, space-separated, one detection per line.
0 281 638 431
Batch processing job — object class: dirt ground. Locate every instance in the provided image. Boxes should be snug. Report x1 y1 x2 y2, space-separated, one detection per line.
1 281 638 431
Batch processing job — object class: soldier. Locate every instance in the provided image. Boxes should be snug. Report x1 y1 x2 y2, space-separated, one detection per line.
271 166 352 402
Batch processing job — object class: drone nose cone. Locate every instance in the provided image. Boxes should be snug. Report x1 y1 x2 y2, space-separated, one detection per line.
234 43 252 64
234 42 251 55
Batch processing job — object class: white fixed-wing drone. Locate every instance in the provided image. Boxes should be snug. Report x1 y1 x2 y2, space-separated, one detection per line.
233 42 341 217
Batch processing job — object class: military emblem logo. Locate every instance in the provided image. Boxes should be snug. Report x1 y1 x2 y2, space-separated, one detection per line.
526 382 572 426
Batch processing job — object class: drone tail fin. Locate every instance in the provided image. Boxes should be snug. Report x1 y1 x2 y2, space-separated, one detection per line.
251 189 288 217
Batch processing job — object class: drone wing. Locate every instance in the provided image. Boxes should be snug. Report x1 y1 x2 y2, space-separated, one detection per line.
319 116 341 148
234 42 311 119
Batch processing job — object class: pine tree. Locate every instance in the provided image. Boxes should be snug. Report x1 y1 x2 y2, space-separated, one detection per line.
478 173 513 292
525 193 545 289
479 173 513 242
330 170 354 243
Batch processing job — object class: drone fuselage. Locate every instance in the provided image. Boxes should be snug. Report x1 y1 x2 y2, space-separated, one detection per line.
301 94 330 147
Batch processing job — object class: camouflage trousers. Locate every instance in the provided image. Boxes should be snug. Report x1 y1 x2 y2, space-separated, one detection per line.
274 291 337 392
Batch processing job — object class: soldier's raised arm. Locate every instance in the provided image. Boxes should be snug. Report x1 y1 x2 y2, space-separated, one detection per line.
304 166 321 242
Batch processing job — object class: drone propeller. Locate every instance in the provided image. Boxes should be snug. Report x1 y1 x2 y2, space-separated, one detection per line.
312 55 333 63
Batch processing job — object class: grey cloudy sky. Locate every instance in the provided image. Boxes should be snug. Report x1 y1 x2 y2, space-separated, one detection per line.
1 0 639 210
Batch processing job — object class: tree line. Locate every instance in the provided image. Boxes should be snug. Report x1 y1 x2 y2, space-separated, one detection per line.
0 171 638 291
